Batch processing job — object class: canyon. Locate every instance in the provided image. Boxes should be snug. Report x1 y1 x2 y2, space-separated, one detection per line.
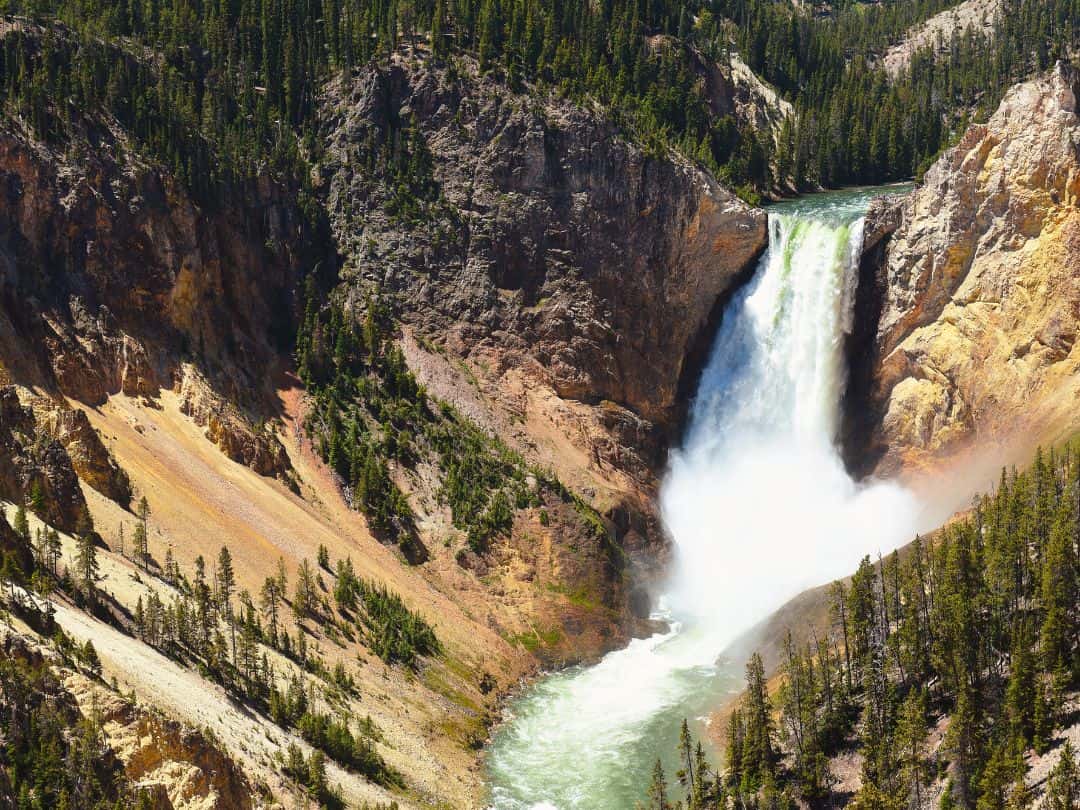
1 5 1079 806
0 30 772 808
846 61 1080 484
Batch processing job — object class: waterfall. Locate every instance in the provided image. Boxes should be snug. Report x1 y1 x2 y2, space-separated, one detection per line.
662 199 918 646
485 188 923 810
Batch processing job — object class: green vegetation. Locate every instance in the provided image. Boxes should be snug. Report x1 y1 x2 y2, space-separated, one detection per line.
648 444 1080 809
271 674 402 787
2 0 1079 212
509 624 563 653
741 0 1080 188
296 290 599 557
333 555 439 665
0 639 148 808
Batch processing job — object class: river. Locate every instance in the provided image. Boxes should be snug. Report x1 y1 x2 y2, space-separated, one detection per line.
484 186 925 809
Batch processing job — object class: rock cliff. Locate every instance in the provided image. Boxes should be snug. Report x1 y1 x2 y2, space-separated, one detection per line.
0 34 775 807
880 0 1002 78
321 52 767 479
309 52 771 667
847 62 1080 478
0 110 310 483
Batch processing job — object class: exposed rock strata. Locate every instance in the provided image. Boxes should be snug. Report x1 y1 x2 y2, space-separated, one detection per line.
0 386 89 531
315 53 770 656
321 53 768 466
0 114 306 483
848 62 1080 477
32 395 132 505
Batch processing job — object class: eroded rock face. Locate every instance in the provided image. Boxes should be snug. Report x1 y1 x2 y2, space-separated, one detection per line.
0 387 88 532
32 397 132 506
879 0 1002 78
0 114 306 482
849 63 1080 477
320 54 768 643
322 54 768 436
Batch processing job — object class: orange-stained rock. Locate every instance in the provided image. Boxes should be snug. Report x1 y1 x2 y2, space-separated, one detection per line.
851 63 1080 478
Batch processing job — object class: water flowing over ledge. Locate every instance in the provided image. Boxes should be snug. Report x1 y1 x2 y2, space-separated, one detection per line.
484 187 918 810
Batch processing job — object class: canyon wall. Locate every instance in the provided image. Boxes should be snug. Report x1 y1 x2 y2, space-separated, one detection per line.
321 54 768 478
0 110 311 485
0 39 772 807
848 62 1080 479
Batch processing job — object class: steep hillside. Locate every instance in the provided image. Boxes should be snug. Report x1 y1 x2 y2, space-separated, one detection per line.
880 0 1003 77
0 102 306 479
667 443 1079 810
320 52 766 476
845 62 1080 481
0 20 772 808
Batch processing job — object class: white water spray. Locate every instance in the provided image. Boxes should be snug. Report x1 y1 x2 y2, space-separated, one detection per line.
486 188 928 810
662 202 920 653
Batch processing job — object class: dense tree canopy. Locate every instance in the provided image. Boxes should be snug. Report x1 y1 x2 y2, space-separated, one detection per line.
650 444 1080 809
3 0 1079 201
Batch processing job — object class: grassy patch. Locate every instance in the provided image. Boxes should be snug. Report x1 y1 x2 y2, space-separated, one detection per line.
508 625 563 653
545 582 599 611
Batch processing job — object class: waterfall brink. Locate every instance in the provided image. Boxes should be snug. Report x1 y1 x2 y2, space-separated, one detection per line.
485 188 921 810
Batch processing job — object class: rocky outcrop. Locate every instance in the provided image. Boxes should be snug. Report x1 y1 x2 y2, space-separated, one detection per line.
0 386 89 532
699 49 793 140
33 396 132 505
317 52 768 650
177 365 291 478
848 63 1080 477
0 99 309 486
115 710 254 810
880 0 1002 77
321 53 768 445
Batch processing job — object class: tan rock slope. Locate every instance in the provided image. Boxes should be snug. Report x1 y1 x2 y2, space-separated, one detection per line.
848 61 1080 479
880 0 1002 77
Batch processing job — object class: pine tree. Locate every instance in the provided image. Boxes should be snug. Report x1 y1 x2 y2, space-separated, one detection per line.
276 557 289 596
1039 499 1077 673
75 528 99 601
217 546 237 664
81 640 102 676
46 529 61 576
944 685 981 808
0 552 25 604
261 575 283 645
1044 739 1078 810
163 546 176 585
28 480 45 513
741 652 776 792
293 559 317 620
135 595 146 637
133 497 151 572
13 503 29 546
193 555 214 654
726 708 744 792
644 758 672 810
431 0 447 58
675 718 699 807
